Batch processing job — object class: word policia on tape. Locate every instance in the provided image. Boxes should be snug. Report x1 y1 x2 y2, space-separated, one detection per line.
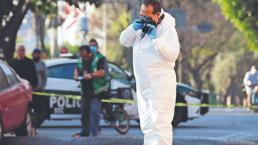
33 92 258 109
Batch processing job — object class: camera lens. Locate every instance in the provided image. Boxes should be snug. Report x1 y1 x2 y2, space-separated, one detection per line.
142 24 151 33
139 16 156 34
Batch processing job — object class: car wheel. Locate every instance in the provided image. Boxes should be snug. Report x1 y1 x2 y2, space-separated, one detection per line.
0 120 3 145
32 95 50 128
172 94 188 127
15 109 37 137
172 106 187 127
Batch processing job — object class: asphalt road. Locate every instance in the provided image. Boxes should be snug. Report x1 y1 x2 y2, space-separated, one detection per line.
3 108 258 145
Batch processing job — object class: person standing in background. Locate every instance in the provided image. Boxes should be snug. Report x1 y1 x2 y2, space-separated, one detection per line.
32 48 48 127
9 45 38 89
32 48 47 91
243 65 258 107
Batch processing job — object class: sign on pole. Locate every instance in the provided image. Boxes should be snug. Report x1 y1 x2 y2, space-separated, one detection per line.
168 9 187 30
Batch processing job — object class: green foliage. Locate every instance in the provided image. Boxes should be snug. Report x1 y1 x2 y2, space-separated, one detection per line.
81 0 102 7
107 9 131 68
31 0 103 16
212 53 237 94
188 47 216 67
66 0 102 7
211 31 255 96
214 0 258 50
62 42 80 54
31 0 57 15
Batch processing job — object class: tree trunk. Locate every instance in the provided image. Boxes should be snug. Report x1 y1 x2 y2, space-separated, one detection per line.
0 0 30 62
192 69 203 90
223 76 236 105
34 13 47 53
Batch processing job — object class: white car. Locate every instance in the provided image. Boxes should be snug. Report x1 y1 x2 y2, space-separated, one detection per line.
35 58 209 127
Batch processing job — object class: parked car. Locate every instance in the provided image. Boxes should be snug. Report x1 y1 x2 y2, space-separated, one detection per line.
0 61 35 143
173 83 210 126
34 58 209 127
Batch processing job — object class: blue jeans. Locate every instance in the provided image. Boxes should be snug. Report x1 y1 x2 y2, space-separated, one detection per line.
90 97 102 136
80 96 91 136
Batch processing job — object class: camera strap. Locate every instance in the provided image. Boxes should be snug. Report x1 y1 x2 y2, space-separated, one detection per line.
157 13 165 25
140 33 145 40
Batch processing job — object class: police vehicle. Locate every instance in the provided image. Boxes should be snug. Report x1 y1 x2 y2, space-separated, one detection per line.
35 58 209 127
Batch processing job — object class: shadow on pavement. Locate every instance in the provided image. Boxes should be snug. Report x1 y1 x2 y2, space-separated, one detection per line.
3 137 258 145
3 136 143 145
174 125 207 129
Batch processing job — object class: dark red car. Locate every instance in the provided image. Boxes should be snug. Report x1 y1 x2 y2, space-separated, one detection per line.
0 61 35 143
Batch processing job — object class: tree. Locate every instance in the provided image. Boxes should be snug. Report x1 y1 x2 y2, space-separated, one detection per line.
86 1 134 69
0 0 103 62
65 0 102 7
211 31 258 105
31 0 57 54
214 0 258 50
163 0 236 90
0 0 30 62
107 8 131 68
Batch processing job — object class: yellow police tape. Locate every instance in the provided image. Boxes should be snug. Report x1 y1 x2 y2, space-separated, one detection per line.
33 92 136 104
33 92 258 109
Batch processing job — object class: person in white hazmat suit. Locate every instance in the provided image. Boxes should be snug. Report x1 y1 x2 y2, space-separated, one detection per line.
119 0 180 145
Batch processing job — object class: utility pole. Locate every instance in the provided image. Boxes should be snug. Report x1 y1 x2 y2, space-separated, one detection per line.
130 0 141 72
131 0 141 21
102 3 107 55
51 1 59 58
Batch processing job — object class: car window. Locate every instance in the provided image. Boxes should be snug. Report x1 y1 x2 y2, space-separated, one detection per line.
0 63 19 86
47 63 76 79
0 67 8 91
108 63 128 81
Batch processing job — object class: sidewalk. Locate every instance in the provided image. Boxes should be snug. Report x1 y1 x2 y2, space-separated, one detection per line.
209 108 252 114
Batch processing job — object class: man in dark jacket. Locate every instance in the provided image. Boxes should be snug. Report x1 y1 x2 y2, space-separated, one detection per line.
9 45 38 89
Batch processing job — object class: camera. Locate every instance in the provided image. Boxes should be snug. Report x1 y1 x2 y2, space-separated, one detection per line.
139 16 157 33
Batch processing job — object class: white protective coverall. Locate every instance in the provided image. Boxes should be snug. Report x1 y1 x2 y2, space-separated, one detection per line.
119 12 180 145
